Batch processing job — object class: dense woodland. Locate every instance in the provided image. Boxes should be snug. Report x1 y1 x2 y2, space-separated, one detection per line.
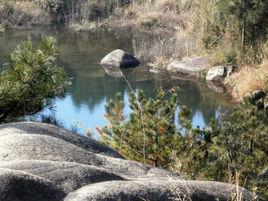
0 0 267 199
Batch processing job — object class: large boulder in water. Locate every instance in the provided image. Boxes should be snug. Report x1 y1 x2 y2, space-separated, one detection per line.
0 122 257 201
101 49 140 68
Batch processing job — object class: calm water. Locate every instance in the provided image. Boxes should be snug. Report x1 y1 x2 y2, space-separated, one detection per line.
0 26 233 136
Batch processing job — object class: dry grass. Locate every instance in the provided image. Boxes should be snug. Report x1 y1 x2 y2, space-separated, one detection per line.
227 60 268 101
0 0 49 27
108 0 190 31
103 0 197 65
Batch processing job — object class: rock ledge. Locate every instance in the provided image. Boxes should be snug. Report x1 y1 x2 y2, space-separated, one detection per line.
0 122 256 201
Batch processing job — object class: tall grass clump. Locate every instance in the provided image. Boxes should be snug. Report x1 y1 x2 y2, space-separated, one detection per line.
227 41 268 100
106 0 194 30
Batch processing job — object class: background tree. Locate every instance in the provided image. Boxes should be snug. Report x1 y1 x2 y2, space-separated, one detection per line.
196 0 268 64
0 37 70 122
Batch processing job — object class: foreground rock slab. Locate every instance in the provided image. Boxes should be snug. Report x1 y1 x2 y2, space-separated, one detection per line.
64 180 253 201
101 49 140 68
0 168 66 201
0 122 256 201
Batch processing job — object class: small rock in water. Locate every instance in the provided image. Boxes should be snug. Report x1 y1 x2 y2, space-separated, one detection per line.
206 65 234 82
149 68 161 74
101 49 140 68
206 66 226 81
167 56 208 75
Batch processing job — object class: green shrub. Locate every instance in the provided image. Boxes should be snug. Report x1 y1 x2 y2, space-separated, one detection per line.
101 89 268 197
209 45 237 66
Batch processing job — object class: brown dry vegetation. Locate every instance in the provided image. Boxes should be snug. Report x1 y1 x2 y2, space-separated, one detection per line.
226 43 268 101
227 59 268 101
106 0 184 30
70 0 194 33
101 0 198 67
0 0 49 27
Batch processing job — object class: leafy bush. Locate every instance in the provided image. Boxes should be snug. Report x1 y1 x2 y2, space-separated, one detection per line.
0 37 70 122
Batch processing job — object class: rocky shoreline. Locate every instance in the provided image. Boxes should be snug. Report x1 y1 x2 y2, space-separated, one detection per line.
101 49 237 96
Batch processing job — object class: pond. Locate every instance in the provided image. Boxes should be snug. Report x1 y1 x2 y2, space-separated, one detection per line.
0 26 233 136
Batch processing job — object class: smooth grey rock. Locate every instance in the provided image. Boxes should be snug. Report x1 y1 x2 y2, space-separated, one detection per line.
149 68 161 74
206 66 226 81
0 122 257 201
0 133 105 165
0 168 66 201
64 180 254 201
0 123 177 181
0 122 122 159
206 65 234 81
167 56 208 75
0 160 124 194
101 49 140 68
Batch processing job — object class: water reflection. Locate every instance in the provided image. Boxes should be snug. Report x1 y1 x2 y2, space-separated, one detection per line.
0 26 233 134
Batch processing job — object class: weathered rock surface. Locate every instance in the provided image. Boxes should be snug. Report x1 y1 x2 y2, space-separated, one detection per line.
0 122 122 159
0 160 124 194
206 65 234 82
0 168 66 201
206 66 226 81
0 122 256 201
101 49 140 68
167 56 208 75
64 180 254 201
